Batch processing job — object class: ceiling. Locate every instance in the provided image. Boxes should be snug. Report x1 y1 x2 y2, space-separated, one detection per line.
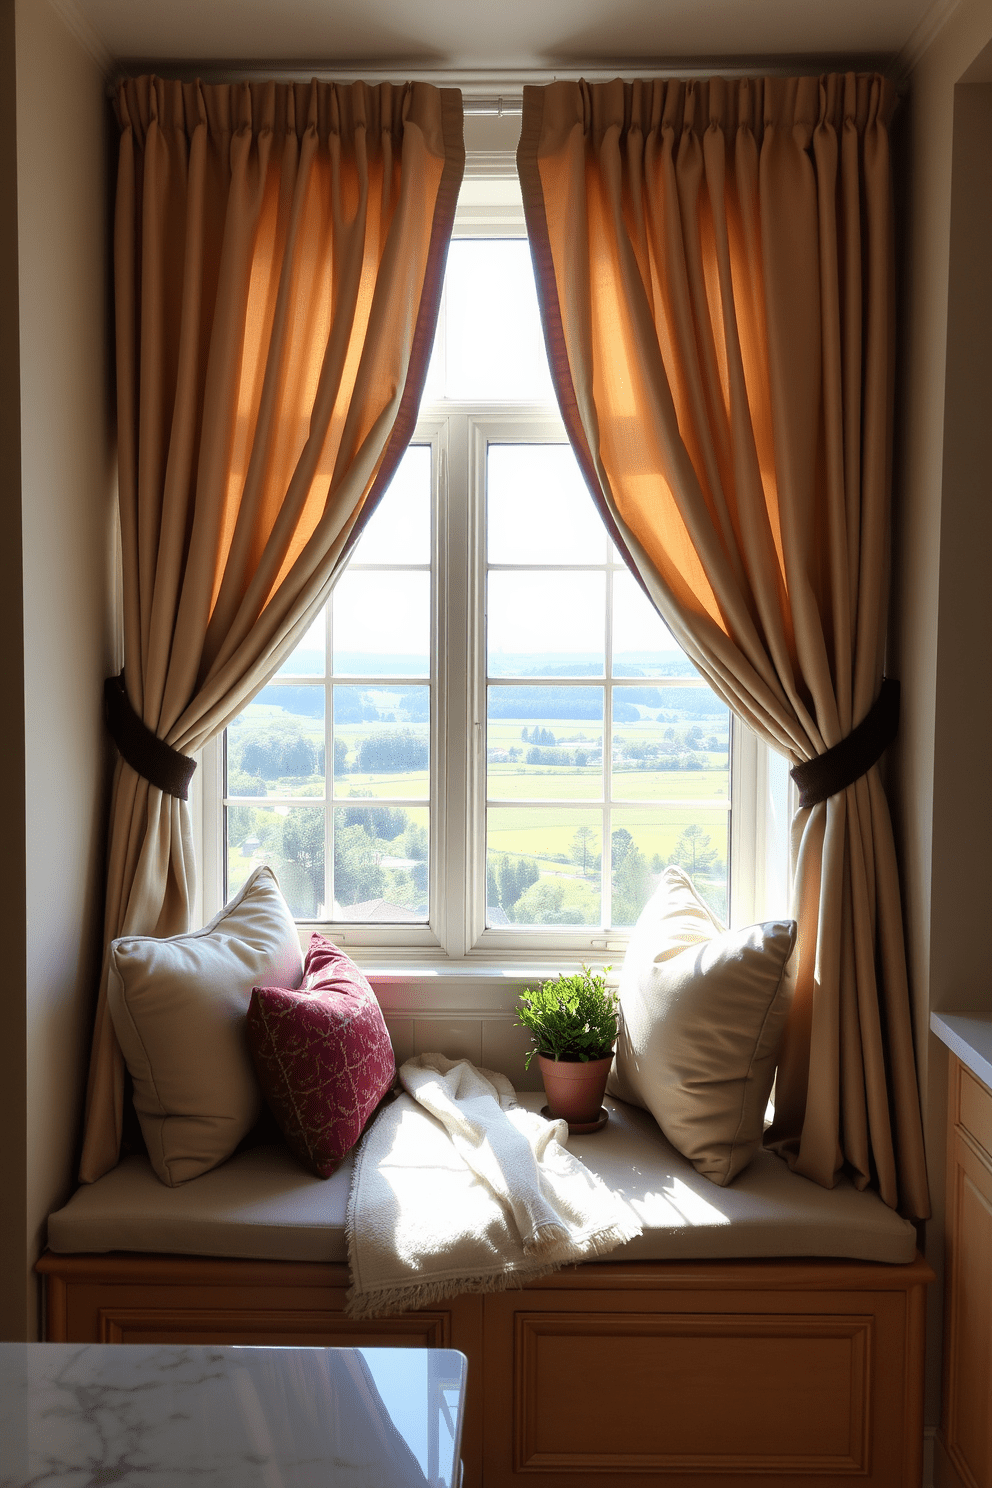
59 0 949 81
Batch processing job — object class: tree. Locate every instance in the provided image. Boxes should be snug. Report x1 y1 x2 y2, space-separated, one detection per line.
486 857 500 908
611 828 650 926
611 827 635 865
227 767 263 799
282 734 317 776
333 823 384 907
513 879 585 925
356 730 428 774
342 800 408 841
279 810 324 907
403 823 428 860
498 855 521 909
228 802 262 847
496 855 538 913
571 826 596 877
668 823 720 878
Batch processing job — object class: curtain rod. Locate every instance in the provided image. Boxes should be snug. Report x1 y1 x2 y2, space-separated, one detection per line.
106 55 896 99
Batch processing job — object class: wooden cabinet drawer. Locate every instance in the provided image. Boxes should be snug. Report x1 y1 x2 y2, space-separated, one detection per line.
957 1062 992 1165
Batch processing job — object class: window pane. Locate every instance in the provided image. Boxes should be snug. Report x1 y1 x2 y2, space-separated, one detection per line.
612 687 730 802
487 686 602 801
227 804 325 919
333 571 430 676
226 693 325 798
442 240 555 402
610 807 729 925
276 609 326 677
487 808 601 926
487 445 605 565
352 445 431 565
488 571 605 677
613 572 699 677
333 805 428 922
334 685 429 799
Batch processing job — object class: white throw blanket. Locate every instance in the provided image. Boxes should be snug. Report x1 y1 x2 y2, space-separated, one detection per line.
345 1053 642 1318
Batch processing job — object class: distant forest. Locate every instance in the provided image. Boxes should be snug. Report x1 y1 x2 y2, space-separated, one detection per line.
257 681 725 725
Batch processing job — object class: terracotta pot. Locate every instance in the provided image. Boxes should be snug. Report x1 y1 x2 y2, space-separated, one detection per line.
538 1052 614 1126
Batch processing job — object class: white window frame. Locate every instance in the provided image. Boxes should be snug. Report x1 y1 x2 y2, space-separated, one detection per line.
194 157 793 963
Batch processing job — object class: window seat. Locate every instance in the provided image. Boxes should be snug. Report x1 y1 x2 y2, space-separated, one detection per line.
47 1093 917 1267
39 1094 931 1487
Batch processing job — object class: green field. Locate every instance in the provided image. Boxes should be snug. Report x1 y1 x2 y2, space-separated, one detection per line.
487 806 727 865
226 703 730 924
487 764 728 802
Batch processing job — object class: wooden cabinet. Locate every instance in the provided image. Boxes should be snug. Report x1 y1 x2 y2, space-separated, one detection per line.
482 1259 930 1488
40 1250 932 1488
938 1055 992 1488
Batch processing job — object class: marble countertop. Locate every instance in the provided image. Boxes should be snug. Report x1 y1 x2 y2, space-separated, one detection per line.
0 1343 466 1487
930 1011 992 1090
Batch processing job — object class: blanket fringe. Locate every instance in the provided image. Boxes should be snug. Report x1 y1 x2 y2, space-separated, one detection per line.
345 1220 641 1319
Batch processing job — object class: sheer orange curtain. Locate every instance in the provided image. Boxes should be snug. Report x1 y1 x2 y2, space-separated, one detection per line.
79 76 463 1183
519 74 928 1217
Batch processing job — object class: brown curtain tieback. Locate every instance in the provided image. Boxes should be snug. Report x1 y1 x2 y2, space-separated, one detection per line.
789 679 900 809
103 671 197 800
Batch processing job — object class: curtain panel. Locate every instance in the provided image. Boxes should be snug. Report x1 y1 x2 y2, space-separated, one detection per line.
518 74 928 1218
79 75 464 1183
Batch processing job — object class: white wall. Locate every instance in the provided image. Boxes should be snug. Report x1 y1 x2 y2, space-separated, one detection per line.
0 0 114 1339
890 0 992 1432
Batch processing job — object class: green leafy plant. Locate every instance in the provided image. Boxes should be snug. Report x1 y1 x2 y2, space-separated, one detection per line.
516 966 619 1068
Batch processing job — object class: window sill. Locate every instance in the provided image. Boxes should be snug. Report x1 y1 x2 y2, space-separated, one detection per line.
347 957 621 1013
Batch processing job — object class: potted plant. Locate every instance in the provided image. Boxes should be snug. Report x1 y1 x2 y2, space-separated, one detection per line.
516 966 619 1130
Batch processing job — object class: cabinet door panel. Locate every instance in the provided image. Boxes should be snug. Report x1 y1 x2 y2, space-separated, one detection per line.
943 1059 992 1488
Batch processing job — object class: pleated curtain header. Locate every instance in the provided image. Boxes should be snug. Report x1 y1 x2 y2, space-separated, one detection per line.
524 73 895 147
115 75 461 151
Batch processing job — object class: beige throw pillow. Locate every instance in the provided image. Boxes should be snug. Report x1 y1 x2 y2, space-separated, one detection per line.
607 867 796 1186
107 866 304 1186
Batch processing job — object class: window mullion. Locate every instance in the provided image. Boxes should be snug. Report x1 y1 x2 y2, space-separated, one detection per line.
465 417 488 952
437 414 473 958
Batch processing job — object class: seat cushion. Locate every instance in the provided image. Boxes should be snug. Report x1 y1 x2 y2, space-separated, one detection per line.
48 1095 916 1266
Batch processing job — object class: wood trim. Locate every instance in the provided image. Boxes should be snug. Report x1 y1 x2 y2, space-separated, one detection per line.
44 1270 67 1343
35 1252 355 1289
955 1061 992 1166
97 1306 452 1347
36 1250 935 1293
904 1254 929 1488
936 1430 976 1488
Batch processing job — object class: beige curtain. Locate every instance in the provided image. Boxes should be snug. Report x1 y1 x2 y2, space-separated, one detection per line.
80 76 464 1183
519 74 928 1218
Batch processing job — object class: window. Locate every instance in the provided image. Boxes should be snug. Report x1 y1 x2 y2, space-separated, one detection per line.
197 166 790 958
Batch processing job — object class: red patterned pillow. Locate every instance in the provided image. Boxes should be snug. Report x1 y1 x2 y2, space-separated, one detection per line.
247 934 396 1178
